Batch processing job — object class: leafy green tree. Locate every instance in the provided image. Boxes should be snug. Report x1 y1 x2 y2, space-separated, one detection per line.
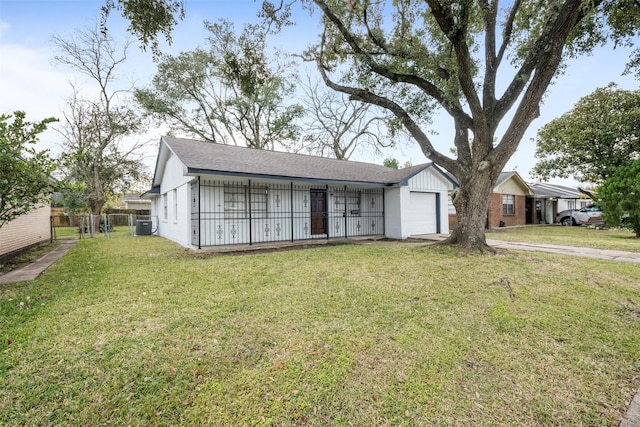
105 0 640 252
383 158 399 169
135 19 303 150
598 159 640 238
0 112 58 229
533 85 640 184
53 26 147 216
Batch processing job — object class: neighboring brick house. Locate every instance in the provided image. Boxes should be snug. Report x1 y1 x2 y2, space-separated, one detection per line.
486 171 533 228
448 171 533 229
0 204 52 263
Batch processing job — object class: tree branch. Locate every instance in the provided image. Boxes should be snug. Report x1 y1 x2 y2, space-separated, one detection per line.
316 61 458 173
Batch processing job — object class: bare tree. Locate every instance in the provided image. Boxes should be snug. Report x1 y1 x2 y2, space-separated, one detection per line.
53 25 147 216
300 74 394 159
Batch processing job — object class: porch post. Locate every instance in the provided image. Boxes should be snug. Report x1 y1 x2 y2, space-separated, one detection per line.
248 179 253 245
290 181 294 242
344 186 348 239
326 184 330 240
382 188 385 236
197 175 201 250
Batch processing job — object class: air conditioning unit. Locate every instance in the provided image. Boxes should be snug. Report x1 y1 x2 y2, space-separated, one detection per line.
136 220 152 236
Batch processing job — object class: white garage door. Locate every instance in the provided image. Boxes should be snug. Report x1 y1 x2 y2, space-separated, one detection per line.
408 191 438 235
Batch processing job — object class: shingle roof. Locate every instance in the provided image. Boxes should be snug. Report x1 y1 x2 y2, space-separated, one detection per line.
158 136 448 186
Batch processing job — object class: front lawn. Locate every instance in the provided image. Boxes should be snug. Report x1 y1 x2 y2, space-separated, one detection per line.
487 225 640 252
1 236 639 425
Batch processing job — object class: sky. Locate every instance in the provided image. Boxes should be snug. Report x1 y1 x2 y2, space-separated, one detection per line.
1 0 638 187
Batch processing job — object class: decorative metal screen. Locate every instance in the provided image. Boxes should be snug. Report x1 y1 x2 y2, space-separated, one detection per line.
191 179 385 247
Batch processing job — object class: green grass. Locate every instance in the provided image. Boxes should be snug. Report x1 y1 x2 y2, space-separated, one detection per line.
1 236 639 425
487 225 640 252
53 225 135 239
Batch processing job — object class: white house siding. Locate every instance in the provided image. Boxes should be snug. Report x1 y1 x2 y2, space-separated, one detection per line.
156 152 194 247
384 186 409 239
384 168 452 239
0 204 51 261
189 178 384 247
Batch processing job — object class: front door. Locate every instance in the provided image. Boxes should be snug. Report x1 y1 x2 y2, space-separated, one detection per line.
310 190 327 235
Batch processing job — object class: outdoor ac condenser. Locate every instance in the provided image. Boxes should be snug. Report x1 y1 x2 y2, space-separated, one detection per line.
136 220 152 236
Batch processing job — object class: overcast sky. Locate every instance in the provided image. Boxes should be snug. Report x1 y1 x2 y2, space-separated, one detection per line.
1 0 638 186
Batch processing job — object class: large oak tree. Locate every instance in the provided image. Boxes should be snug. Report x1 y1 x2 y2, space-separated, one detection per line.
104 0 639 252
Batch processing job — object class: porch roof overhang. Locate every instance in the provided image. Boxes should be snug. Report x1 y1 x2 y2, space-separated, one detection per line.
185 167 392 187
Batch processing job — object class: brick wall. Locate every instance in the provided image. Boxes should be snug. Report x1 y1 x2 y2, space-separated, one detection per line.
448 214 457 229
487 193 527 228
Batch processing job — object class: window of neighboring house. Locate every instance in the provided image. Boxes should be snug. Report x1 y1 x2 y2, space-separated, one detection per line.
502 194 515 215
162 193 168 220
173 189 178 221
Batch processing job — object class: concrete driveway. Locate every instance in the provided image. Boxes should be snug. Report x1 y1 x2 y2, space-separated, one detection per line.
415 234 640 263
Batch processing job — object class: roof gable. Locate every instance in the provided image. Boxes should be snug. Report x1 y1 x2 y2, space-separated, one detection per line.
151 136 453 187
494 171 532 195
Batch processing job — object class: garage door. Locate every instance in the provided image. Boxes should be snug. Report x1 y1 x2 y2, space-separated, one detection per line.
408 191 438 235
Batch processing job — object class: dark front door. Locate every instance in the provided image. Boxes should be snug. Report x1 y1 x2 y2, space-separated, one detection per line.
310 190 327 235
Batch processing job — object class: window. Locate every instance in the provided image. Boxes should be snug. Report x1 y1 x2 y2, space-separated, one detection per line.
334 190 345 213
162 193 168 220
223 184 268 219
347 191 361 214
224 185 246 219
173 189 178 220
250 186 268 218
334 190 361 215
502 194 515 215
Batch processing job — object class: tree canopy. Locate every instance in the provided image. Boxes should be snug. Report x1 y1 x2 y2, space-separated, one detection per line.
105 0 640 252
533 85 640 184
135 19 303 150
0 112 58 229
598 158 640 237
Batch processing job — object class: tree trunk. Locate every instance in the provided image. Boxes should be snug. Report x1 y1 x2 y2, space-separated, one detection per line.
443 167 496 253
90 199 106 232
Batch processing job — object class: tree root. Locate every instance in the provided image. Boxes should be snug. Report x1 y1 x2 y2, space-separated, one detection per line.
490 277 515 302
613 299 640 318
436 236 497 254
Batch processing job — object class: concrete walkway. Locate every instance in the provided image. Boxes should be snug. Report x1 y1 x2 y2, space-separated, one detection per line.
0 239 78 285
415 234 640 263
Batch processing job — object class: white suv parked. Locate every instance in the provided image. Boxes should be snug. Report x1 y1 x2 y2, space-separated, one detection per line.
556 204 602 226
